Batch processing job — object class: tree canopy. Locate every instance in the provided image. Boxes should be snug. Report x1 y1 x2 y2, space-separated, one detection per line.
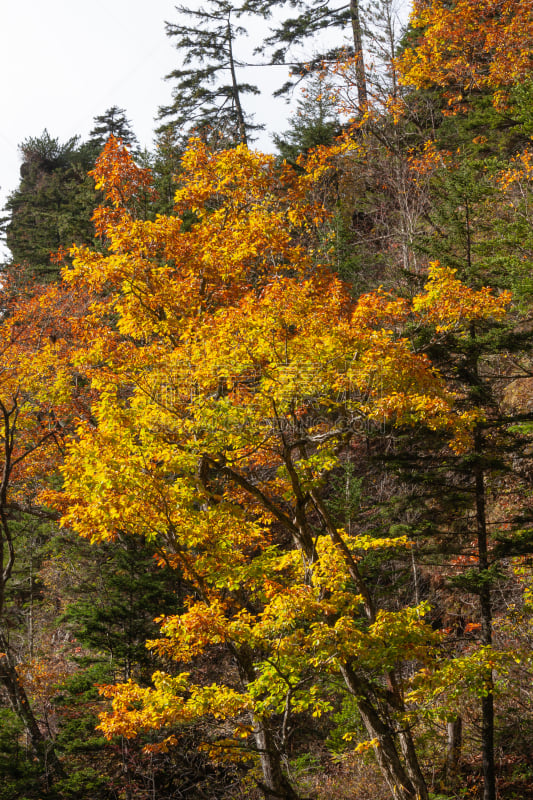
1 3 533 800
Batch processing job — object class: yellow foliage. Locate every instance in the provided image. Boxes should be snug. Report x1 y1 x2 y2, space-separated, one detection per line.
398 0 533 111
41 136 513 763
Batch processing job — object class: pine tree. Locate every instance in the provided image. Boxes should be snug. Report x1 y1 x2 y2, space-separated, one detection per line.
246 0 368 108
61 534 181 681
88 106 138 153
158 0 262 147
2 131 97 284
141 126 184 216
273 75 341 160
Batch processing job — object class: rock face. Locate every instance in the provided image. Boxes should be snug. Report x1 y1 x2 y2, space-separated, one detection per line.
501 376 533 414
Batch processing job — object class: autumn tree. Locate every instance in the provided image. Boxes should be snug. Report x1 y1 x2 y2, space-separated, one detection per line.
0 284 83 784
42 133 519 800
1 2 532 798
398 0 533 114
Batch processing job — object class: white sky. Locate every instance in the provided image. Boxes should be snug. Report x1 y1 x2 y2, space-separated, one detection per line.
0 0 411 254
0 0 288 214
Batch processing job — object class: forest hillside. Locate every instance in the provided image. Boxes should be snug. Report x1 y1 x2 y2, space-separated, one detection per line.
1 2 533 799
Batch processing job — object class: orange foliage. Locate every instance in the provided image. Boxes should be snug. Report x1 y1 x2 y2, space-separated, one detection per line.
40 139 514 769
399 0 533 110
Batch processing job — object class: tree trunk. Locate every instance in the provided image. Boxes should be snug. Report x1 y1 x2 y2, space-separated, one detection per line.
254 720 300 800
234 643 299 799
398 724 429 800
474 427 496 800
445 716 462 785
0 628 64 783
350 0 368 110
340 663 428 800
227 14 248 146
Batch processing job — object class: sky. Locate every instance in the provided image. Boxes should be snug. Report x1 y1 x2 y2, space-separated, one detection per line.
0 0 411 251
0 0 286 213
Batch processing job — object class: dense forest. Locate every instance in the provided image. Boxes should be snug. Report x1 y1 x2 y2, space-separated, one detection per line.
1 1 533 798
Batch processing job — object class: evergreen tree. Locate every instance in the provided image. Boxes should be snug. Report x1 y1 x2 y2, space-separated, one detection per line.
88 105 138 153
387 307 533 800
158 0 262 147
2 131 98 284
61 533 181 681
246 0 368 108
141 126 184 216
273 75 341 160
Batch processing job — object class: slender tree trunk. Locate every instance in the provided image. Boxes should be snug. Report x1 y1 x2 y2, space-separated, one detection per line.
340 664 428 800
383 0 399 98
254 721 300 800
0 627 64 783
398 724 429 799
234 643 299 799
387 669 428 799
474 426 496 800
350 0 368 110
445 717 462 785
227 14 248 146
